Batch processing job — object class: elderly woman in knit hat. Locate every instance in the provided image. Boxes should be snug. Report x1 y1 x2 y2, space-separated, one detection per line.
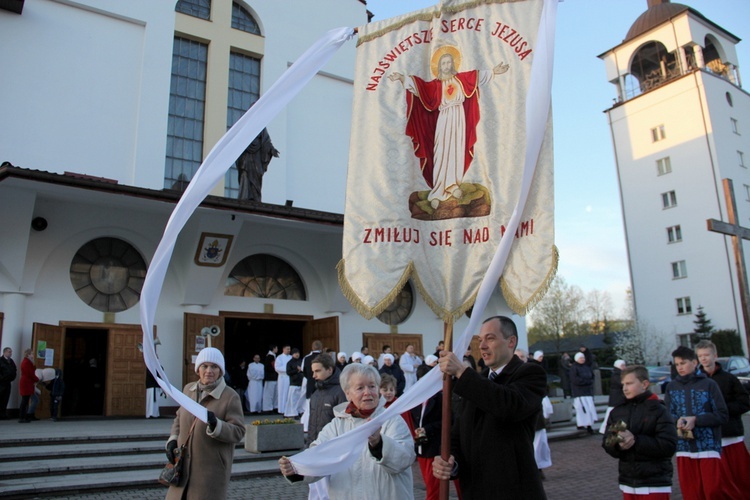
165 347 245 499
335 352 348 372
378 353 406 397
279 363 415 499
570 351 598 434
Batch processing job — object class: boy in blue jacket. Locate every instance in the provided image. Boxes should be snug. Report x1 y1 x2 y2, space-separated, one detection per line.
663 346 740 499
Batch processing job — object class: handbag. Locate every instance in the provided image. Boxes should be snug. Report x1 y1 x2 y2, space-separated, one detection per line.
159 418 197 487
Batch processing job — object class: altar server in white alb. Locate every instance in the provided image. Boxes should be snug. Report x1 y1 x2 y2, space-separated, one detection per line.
246 354 264 414
275 345 292 415
399 344 421 391
570 352 598 433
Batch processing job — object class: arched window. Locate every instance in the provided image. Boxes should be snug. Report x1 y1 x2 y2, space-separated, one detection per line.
704 36 728 78
224 52 261 198
70 238 147 312
166 0 264 195
164 37 208 191
232 2 260 35
226 254 307 300
628 41 678 96
175 0 211 20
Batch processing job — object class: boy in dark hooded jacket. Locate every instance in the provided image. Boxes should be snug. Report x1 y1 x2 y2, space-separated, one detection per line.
603 365 676 499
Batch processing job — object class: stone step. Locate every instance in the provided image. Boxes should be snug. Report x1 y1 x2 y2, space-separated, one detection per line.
0 448 295 480
0 437 263 461
0 458 286 499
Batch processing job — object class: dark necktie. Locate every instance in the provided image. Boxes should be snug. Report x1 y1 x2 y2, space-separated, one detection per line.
489 371 497 381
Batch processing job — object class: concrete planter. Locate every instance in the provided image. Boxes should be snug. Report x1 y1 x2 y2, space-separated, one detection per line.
549 398 573 423
245 423 305 453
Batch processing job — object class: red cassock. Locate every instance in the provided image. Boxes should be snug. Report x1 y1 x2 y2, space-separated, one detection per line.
404 70 481 188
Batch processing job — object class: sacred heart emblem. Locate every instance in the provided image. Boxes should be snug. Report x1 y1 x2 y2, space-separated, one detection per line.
446 84 455 96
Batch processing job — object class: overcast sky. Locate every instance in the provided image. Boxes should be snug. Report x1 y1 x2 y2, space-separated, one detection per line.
365 0 750 316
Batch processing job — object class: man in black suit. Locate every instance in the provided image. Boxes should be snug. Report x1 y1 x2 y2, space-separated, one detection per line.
434 316 547 499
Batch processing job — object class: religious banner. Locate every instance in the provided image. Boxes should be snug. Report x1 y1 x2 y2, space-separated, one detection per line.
338 0 557 322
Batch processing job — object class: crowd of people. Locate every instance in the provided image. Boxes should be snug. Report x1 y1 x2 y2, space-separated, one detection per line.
4 321 749 500
0 347 65 423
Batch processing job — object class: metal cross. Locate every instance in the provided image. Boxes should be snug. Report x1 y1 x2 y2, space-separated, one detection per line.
707 178 750 352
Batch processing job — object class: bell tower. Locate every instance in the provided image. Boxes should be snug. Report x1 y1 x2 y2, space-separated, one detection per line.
599 0 749 352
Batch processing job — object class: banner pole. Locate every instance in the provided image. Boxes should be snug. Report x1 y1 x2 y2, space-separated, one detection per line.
439 321 453 500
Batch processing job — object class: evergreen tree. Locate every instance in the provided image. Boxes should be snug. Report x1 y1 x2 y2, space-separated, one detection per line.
692 306 714 342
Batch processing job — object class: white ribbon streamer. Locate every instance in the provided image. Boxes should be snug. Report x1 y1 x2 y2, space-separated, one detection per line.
290 0 557 476
139 27 356 423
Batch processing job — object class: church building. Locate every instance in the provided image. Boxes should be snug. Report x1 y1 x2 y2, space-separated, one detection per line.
600 0 749 355
0 1 520 417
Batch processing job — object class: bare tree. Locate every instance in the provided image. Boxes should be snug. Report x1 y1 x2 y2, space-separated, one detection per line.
528 276 585 352
585 289 613 331
615 289 673 365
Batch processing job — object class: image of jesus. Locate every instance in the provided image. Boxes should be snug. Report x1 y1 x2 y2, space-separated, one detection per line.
389 47 509 209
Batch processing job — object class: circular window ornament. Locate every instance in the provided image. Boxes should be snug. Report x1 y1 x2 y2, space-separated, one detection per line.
69 238 146 312
377 281 415 325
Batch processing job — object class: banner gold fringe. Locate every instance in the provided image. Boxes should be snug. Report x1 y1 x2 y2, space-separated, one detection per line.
337 244 558 324
501 244 559 315
357 0 528 47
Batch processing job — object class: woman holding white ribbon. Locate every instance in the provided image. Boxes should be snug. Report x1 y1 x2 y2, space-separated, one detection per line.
278 363 415 499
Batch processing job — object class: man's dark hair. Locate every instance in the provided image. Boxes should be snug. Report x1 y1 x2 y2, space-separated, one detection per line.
312 340 323 351
482 315 518 340
291 348 300 355
268 344 277 351
382 344 391 352
312 354 335 370
672 346 697 361
621 365 649 382
361 345 369 351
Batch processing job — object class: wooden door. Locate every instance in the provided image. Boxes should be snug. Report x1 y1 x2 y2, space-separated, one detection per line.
302 316 339 354
362 333 423 359
183 313 222 386
31 323 64 419
106 326 147 416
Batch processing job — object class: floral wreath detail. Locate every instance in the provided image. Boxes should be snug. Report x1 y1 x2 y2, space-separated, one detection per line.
251 418 298 426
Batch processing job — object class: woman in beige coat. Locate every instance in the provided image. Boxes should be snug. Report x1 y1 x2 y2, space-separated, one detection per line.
165 347 245 499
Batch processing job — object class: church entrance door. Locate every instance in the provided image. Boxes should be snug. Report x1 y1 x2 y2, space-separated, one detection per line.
183 312 340 388
31 322 147 418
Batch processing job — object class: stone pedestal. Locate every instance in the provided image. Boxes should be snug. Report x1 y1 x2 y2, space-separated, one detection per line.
549 398 573 423
245 423 305 453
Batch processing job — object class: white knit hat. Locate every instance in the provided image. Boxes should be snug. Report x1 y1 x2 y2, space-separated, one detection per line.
363 355 375 365
614 359 626 369
574 352 585 362
383 353 395 363
533 350 544 360
425 355 438 366
352 352 363 361
194 347 225 375
338 352 347 360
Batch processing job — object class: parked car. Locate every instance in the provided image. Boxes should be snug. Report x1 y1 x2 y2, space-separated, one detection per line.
646 366 672 393
717 356 750 390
